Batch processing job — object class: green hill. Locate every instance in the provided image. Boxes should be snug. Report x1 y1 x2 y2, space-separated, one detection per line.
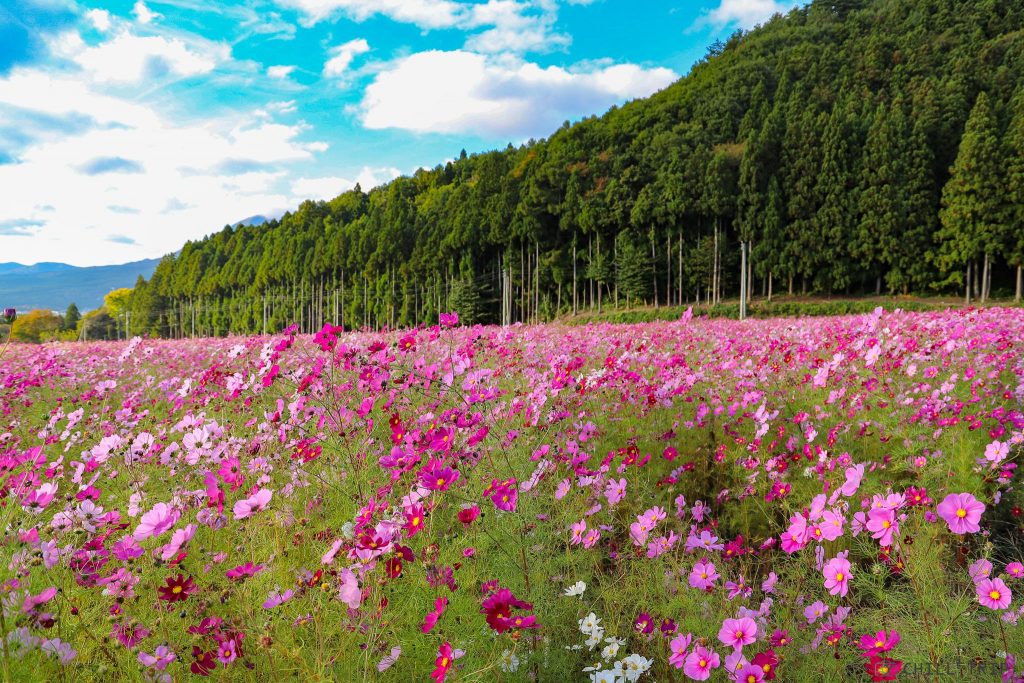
128 0 1024 337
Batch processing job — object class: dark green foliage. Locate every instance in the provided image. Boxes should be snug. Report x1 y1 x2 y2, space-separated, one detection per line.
125 0 1024 336
62 303 80 331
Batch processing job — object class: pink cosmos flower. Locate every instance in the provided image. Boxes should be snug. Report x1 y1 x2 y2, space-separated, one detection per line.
668 633 693 668
226 562 264 581
936 493 985 535
866 508 897 546
133 503 180 541
262 588 294 609
21 587 57 614
421 596 448 634
857 630 900 657
339 567 361 609
138 645 176 670
112 536 145 561
604 478 627 505
985 440 1009 465
683 645 721 680
804 601 828 624
736 663 766 682
823 556 852 597
419 459 460 491
159 524 197 561
976 577 1012 610
570 519 587 545
689 558 719 591
1006 562 1024 579
233 488 272 520
718 617 757 650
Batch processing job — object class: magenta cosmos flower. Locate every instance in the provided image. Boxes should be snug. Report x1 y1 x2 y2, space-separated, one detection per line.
718 617 757 650
823 556 852 597
976 578 1012 610
936 493 985 535
857 630 900 657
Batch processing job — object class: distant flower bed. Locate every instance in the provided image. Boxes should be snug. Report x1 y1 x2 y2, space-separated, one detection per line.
1 308 1022 681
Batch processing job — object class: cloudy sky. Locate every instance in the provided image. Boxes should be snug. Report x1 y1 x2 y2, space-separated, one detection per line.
0 0 799 266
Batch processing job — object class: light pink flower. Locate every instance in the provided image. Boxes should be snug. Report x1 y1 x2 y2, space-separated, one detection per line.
133 503 180 541
233 488 273 520
823 556 852 597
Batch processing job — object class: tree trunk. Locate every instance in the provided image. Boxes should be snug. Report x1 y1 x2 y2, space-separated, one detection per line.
982 252 990 303
651 233 659 309
965 262 971 305
572 236 577 315
1016 264 1022 303
768 271 773 303
678 232 683 306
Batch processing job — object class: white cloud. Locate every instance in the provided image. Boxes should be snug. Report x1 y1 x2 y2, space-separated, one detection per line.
277 0 462 29
359 50 677 138
291 167 400 200
276 0 569 54
49 30 228 84
702 0 798 29
323 38 370 77
267 64 296 78
463 1 570 53
133 0 162 24
85 9 112 32
0 62 327 266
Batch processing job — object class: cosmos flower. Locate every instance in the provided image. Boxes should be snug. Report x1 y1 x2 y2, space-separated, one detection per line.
936 493 985 535
133 503 180 541
976 577 1012 610
157 574 195 603
718 617 757 650
232 488 273 520
683 645 721 680
823 556 852 597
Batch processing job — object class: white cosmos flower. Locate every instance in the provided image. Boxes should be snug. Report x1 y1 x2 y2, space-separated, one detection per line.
564 581 587 597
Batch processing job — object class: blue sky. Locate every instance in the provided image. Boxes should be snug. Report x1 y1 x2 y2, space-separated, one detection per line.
0 0 799 266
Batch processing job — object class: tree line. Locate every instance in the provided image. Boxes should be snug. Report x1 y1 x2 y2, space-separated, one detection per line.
117 0 1024 337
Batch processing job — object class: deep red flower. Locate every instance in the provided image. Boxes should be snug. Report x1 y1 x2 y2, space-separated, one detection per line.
157 574 195 603
480 587 537 634
751 650 778 680
190 647 218 676
865 656 903 681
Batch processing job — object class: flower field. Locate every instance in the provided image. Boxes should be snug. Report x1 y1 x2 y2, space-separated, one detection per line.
2 308 1023 682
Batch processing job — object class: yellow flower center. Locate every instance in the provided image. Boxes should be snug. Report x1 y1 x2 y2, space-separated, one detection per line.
990 590 1001 600
412 517 421 526
172 585 183 594
882 520 890 529
956 508 967 518
441 657 450 667
879 665 889 674
875 640 884 647
436 478 445 487
699 660 707 667
835 573 844 581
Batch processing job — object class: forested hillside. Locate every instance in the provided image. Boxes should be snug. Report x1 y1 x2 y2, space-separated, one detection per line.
127 0 1024 336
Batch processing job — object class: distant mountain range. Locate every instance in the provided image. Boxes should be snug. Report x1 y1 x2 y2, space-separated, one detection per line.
0 259 161 312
